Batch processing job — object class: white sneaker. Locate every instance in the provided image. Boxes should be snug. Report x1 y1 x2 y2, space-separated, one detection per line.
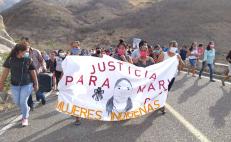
55 91 59 96
22 119 29 127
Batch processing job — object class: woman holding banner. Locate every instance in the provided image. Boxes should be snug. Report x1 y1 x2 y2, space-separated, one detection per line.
164 41 185 91
161 41 185 114
133 40 154 67
113 40 133 64
150 44 164 63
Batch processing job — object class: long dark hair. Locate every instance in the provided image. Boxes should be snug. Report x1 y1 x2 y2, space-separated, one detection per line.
117 39 127 48
7 44 28 60
115 39 127 54
206 44 211 50
206 41 214 50
189 42 196 52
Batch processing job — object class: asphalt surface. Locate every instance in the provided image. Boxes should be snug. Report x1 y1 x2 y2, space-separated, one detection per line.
0 73 230 142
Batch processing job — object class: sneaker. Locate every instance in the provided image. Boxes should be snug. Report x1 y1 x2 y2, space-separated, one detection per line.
41 97 46 105
55 91 59 96
210 79 216 82
22 119 29 127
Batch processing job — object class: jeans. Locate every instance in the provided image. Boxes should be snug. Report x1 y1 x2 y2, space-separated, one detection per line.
199 61 214 80
36 90 45 102
11 83 33 119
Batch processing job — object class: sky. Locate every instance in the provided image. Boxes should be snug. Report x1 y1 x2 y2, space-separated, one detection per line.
0 0 21 12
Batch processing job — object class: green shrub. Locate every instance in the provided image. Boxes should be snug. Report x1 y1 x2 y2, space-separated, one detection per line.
0 52 10 92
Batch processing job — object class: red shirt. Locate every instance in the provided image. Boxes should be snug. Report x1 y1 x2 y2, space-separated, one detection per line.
197 47 204 57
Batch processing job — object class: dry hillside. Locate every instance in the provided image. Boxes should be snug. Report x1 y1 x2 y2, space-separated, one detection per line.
1 0 231 61
0 15 15 53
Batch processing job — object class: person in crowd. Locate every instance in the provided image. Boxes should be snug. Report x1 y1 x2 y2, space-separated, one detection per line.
179 45 188 71
80 49 89 56
21 37 47 109
133 40 154 67
199 41 216 82
180 45 188 63
162 40 185 114
131 40 147 62
164 41 185 90
105 49 112 56
127 44 133 56
90 49 95 55
188 42 199 77
197 44 204 59
101 48 106 55
150 44 164 63
41 51 50 68
92 47 103 58
55 50 65 87
162 46 169 52
70 41 81 55
0 44 38 127
222 50 231 86
69 42 83 125
147 45 153 56
113 40 132 63
47 51 57 91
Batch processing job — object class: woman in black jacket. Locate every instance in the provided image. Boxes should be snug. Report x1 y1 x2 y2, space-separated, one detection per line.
0 44 38 127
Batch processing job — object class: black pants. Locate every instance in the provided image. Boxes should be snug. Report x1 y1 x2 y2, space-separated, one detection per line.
27 94 33 107
55 71 62 86
168 77 175 91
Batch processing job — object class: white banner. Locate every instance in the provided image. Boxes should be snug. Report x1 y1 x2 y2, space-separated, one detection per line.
57 55 179 121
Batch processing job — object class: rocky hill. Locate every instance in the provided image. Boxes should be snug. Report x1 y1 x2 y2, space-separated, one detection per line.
0 15 15 53
1 0 231 61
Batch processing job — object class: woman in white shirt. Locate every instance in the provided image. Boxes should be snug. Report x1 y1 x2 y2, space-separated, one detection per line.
187 42 199 77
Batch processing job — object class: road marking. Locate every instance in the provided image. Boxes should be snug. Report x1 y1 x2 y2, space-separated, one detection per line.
0 115 22 135
165 103 211 142
0 92 51 136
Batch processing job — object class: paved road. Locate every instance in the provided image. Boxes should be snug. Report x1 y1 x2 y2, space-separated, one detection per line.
0 73 230 142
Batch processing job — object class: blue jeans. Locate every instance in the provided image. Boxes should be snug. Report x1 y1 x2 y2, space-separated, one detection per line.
199 61 214 80
36 91 45 102
11 83 33 119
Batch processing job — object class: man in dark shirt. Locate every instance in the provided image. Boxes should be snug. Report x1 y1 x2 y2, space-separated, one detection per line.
92 47 103 58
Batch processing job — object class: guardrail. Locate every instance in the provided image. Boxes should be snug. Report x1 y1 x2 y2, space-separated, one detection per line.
184 59 230 81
